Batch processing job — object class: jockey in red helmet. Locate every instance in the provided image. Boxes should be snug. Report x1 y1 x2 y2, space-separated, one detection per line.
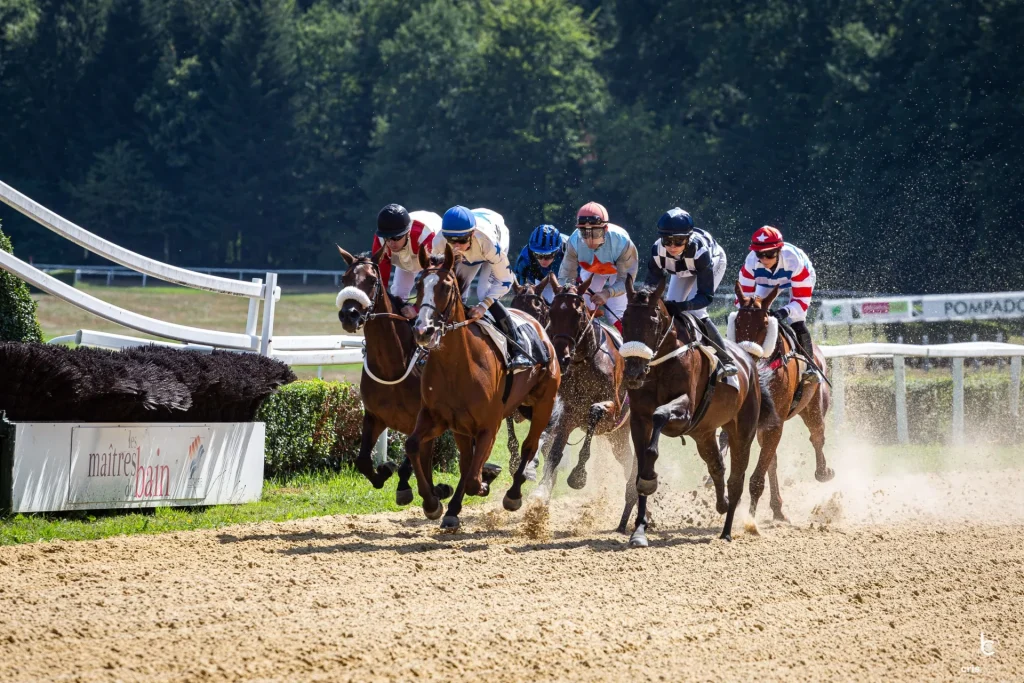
737 225 819 381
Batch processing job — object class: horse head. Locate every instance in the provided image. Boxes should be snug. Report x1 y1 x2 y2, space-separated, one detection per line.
510 272 556 327
548 273 595 371
620 274 672 389
336 245 386 333
730 282 780 358
413 244 465 348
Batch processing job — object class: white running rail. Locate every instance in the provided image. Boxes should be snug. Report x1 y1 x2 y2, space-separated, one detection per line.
821 342 1024 446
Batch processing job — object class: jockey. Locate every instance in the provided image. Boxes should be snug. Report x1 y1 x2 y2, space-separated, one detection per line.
371 204 442 318
646 208 737 377
513 224 568 303
557 201 639 332
738 225 819 381
435 206 533 371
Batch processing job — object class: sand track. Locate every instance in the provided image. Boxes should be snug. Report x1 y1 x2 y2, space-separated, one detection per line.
0 470 1022 682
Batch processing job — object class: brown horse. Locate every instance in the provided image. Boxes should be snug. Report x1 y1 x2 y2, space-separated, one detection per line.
537 274 637 532
620 275 773 546
509 273 557 327
335 247 454 504
405 245 561 530
730 283 834 522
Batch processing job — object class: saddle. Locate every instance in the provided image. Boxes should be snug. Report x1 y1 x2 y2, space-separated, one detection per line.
477 310 551 371
674 312 740 391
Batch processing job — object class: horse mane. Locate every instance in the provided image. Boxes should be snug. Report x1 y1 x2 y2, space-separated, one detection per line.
629 283 662 304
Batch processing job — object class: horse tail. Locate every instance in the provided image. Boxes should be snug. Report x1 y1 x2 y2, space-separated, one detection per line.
756 367 780 430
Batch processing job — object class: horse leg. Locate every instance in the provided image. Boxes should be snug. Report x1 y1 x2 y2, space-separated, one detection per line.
405 411 447 520
801 392 835 482
354 413 396 489
610 426 639 534
440 432 479 531
505 386 558 510
568 403 605 490
628 415 653 545
721 398 758 542
748 425 782 520
695 431 729 515
767 445 788 523
505 415 521 473
638 395 691 495
532 420 571 502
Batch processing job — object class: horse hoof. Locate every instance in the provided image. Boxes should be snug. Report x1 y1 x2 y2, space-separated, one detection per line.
636 474 658 496
566 469 587 490
629 527 649 548
616 522 628 534
502 494 523 512
423 499 444 520
395 488 414 506
440 515 461 531
528 485 550 503
773 510 790 523
816 467 835 483
720 532 733 542
482 463 502 484
433 483 454 500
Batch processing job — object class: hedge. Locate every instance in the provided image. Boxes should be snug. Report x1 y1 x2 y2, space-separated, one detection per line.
844 371 1022 444
258 379 459 477
0 221 43 343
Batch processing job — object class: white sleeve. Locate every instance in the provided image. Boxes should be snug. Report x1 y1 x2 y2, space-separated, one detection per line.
390 267 417 301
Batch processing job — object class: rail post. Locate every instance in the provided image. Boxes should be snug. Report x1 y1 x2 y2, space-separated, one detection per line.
894 355 909 445
245 277 262 339
831 357 845 432
1011 356 1021 420
259 272 278 356
373 429 389 466
952 357 965 445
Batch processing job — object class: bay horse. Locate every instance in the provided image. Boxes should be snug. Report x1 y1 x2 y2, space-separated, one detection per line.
539 274 638 532
619 274 774 546
335 247 453 505
406 245 561 530
509 273 557 327
730 283 834 522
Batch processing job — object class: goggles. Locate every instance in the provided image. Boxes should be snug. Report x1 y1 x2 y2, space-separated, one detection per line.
445 234 472 245
662 235 690 248
576 215 607 227
755 249 780 261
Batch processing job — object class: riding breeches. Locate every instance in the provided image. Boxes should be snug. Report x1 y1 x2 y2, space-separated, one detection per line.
582 272 627 322
666 249 727 319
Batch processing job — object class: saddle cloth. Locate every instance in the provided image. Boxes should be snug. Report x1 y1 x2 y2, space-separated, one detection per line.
477 310 551 371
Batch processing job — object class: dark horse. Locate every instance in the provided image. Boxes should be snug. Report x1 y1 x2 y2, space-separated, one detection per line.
537 274 638 533
620 275 774 546
335 247 454 504
509 273 557 327
730 283 834 521
406 245 561 530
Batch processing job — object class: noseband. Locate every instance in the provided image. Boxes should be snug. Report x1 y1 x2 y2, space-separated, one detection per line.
416 267 473 349
341 260 410 328
550 291 599 365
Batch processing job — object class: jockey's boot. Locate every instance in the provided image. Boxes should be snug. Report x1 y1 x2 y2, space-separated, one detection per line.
699 316 738 378
793 321 820 384
490 301 534 372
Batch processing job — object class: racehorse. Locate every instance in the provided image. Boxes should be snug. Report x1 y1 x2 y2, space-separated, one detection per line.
538 274 638 533
509 273 557 327
619 275 774 546
405 245 561 530
730 283 834 521
335 247 455 505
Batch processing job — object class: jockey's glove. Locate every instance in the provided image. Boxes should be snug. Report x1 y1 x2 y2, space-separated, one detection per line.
770 307 790 321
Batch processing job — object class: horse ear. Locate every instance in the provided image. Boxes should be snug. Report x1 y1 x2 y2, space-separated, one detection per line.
511 279 523 295
371 245 385 266
418 243 430 270
762 286 781 310
442 242 455 271
542 272 558 295
625 273 635 299
336 245 355 267
579 272 595 296
734 281 746 305
652 275 667 301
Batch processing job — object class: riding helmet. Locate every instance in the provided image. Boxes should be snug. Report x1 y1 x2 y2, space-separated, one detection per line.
656 208 694 236
441 205 477 236
750 225 784 251
576 201 609 226
528 225 563 255
376 204 412 239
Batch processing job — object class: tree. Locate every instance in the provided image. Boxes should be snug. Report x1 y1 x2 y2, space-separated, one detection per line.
0 221 44 343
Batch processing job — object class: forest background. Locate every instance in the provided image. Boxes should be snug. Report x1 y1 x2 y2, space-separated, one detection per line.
1 0 1021 294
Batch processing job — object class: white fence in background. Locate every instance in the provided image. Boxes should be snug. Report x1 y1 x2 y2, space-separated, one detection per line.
822 342 1024 445
34 263 347 287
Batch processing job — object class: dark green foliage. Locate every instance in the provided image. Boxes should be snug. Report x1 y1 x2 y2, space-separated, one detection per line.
0 0 1020 292
258 379 460 477
0 223 43 343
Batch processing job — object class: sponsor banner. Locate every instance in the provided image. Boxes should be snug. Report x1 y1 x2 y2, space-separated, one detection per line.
69 426 211 504
820 298 919 323
922 294 1024 321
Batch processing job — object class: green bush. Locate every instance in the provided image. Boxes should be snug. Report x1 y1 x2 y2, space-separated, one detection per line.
844 371 1022 444
258 379 459 477
0 221 44 343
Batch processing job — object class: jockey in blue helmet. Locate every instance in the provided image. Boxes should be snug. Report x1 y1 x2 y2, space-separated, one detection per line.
514 224 567 303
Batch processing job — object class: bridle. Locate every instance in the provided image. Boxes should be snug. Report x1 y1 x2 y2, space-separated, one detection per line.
511 291 551 327
416 266 474 349
550 290 601 366
342 259 410 328
625 297 700 368
736 305 783 361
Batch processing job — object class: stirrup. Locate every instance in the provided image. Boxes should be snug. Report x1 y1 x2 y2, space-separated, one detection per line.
717 360 739 378
801 367 820 385
509 355 534 373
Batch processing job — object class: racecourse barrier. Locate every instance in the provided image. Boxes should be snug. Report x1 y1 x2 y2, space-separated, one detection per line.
822 342 1024 445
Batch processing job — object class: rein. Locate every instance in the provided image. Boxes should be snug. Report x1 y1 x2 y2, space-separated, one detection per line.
550 291 601 365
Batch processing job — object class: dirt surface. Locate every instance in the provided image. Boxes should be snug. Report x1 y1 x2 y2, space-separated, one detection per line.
2 453 1023 683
